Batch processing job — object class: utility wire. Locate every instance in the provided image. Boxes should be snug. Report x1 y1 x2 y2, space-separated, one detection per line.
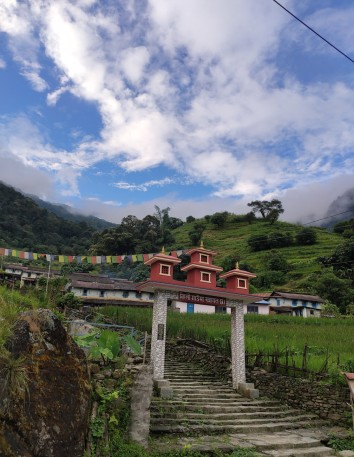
302 210 354 226
273 0 354 64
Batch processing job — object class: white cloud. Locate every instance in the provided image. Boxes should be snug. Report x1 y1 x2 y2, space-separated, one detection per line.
0 58 6 69
121 46 150 83
114 177 173 192
1 0 354 203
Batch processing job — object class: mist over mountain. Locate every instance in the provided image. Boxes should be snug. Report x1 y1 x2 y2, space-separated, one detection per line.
30 196 115 231
325 187 354 227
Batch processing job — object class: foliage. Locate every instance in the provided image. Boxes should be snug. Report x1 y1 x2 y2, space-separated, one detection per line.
210 211 229 228
186 216 196 223
247 232 293 252
100 258 150 282
347 303 354 315
247 199 284 224
36 276 68 308
295 227 317 245
154 206 177 244
74 328 142 364
320 300 341 318
31 196 115 230
0 181 95 254
0 354 29 412
327 434 354 451
319 238 354 281
232 213 256 224
0 286 42 414
252 271 287 288
56 292 80 309
60 262 95 276
302 271 354 314
333 217 354 238
90 210 178 255
221 253 240 272
188 221 206 246
75 330 121 364
123 334 142 356
263 250 290 272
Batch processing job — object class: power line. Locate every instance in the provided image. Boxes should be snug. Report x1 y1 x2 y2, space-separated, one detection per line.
302 210 354 226
273 0 354 64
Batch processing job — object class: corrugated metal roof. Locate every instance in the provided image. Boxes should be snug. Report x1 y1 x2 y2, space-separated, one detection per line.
70 278 137 291
269 291 324 302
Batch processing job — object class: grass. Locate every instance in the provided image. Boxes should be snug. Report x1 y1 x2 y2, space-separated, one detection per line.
101 307 354 374
170 217 344 291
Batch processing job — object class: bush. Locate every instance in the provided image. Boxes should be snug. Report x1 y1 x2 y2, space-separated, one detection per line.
186 216 196 224
247 232 293 251
247 234 269 252
296 227 317 245
264 250 290 272
210 212 229 228
252 271 287 288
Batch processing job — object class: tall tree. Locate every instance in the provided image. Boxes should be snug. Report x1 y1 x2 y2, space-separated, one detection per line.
247 199 284 224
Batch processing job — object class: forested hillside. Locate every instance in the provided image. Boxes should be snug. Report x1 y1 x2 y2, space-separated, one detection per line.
30 196 115 230
0 182 95 254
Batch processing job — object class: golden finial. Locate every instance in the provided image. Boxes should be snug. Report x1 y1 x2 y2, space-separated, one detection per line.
200 240 204 248
161 246 165 254
236 261 240 270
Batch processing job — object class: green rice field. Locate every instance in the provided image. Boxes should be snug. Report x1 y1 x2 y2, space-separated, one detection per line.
101 306 354 375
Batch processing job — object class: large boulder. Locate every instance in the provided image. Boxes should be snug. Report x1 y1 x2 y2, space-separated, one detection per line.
0 309 91 457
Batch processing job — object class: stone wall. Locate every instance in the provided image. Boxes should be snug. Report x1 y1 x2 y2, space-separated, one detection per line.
248 370 349 423
168 339 351 425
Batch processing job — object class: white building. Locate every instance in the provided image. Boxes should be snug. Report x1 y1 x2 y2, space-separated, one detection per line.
68 273 154 307
268 291 324 317
173 299 270 315
2 263 60 287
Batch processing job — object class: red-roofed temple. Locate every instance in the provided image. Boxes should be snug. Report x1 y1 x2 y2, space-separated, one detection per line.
137 244 259 394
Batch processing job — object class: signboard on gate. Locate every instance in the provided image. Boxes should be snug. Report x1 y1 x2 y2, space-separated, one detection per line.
178 292 226 306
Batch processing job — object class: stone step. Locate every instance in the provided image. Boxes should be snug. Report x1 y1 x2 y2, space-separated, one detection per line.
263 447 335 456
170 383 235 388
165 374 225 387
150 420 325 435
151 400 289 410
150 414 321 426
151 399 285 409
170 385 228 391
151 410 310 420
247 433 328 451
172 392 243 399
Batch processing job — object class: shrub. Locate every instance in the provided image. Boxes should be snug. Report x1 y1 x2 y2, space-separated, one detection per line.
296 227 317 245
210 211 229 228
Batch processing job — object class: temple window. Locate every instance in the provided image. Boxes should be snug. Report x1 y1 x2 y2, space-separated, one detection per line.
200 253 209 263
237 278 247 289
160 264 171 276
201 271 211 283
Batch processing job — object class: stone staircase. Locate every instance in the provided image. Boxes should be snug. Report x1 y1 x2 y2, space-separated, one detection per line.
150 358 336 456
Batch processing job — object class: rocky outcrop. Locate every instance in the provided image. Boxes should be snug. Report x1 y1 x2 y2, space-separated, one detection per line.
0 309 91 457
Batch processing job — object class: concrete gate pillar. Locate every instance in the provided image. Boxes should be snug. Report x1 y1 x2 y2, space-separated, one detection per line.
151 289 178 380
229 301 246 389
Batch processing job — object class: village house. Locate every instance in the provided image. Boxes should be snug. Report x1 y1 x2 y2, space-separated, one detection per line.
1 263 60 287
174 298 270 315
267 291 324 317
67 272 154 307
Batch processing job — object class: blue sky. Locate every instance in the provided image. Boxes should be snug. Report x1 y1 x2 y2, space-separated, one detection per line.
0 0 354 223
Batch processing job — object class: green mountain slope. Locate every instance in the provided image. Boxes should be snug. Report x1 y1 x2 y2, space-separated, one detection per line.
30 196 115 230
171 216 345 292
0 181 95 254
